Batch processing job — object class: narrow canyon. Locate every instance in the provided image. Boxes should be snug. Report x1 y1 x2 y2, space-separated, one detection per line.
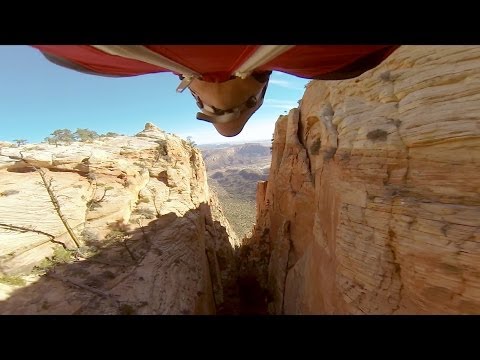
1 45 479 314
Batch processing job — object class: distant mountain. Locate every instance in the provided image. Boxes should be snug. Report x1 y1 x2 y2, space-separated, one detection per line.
198 140 270 151
200 143 271 171
199 142 271 240
211 167 269 201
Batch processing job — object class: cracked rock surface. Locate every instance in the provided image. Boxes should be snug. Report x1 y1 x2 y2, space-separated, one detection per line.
240 46 480 314
0 123 239 314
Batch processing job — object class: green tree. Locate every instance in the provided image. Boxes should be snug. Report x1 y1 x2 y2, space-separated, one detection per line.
74 128 99 142
13 139 27 147
46 129 75 146
44 137 55 146
186 136 197 147
100 132 120 138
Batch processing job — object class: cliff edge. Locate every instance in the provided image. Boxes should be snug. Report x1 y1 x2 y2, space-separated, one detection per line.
0 123 238 314
240 45 480 314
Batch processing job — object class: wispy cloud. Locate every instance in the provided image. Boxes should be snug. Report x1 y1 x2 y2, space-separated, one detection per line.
264 99 298 110
269 79 304 90
269 79 290 87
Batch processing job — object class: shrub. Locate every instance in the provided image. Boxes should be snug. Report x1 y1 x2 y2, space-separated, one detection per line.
47 129 75 146
52 246 74 263
106 229 126 241
34 258 55 273
186 136 196 147
33 246 74 273
13 139 27 147
74 128 99 142
100 132 120 138
0 275 26 287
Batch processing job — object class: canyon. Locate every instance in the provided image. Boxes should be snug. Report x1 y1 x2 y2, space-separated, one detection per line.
1 45 479 314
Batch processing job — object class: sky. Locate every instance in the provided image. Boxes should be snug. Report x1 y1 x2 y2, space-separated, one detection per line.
0 45 309 145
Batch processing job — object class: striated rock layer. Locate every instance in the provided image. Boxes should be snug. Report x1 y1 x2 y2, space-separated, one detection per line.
0 123 239 314
241 45 480 314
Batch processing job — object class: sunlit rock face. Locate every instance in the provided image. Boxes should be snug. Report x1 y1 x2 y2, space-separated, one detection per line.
0 123 238 314
242 46 480 314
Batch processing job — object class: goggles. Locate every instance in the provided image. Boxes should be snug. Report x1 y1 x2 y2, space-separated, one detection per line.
192 82 268 124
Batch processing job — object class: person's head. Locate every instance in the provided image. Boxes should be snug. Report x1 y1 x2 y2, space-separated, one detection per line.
188 72 271 137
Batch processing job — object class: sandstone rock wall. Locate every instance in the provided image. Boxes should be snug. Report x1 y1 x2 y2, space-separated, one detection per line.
0 123 238 314
243 46 480 314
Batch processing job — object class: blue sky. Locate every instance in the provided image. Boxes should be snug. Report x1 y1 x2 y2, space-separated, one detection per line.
0 45 309 144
